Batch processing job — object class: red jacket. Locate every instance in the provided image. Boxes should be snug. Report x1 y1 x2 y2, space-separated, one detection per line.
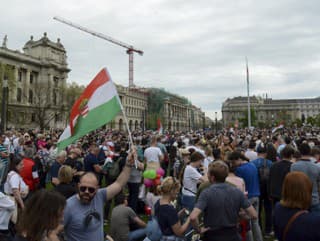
20 158 39 191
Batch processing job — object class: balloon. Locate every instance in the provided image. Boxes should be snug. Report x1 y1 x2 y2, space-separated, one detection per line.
153 178 161 186
156 174 161 179
144 178 153 187
144 205 152 216
143 170 149 179
156 168 165 177
143 170 157 179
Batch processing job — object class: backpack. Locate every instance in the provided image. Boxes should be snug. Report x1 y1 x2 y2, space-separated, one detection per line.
259 159 270 184
146 200 163 241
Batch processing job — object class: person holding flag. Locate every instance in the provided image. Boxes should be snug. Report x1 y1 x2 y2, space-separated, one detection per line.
58 68 138 241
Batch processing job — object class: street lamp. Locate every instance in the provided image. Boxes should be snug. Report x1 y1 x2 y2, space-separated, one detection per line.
1 78 8 133
215 112 218 134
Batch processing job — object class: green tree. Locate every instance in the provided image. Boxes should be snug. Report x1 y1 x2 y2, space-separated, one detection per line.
32 81 66 130
65 82 85 110
239 107 257 127
306 116 316 126
292 118 303 128
315 114 320 127
0 63 16 102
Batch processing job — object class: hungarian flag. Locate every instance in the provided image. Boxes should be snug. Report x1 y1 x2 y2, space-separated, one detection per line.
157 118 163 135
58 68 121 150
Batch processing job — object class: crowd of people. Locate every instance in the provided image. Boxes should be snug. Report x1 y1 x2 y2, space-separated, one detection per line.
0 126 320 241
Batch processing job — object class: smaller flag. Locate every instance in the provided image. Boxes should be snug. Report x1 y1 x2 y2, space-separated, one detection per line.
157 119 163 135
272 124 284 133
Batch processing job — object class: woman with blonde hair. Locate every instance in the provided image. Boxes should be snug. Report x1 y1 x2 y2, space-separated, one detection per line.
53 165 77 199
274 171 320 241
153 176 190 241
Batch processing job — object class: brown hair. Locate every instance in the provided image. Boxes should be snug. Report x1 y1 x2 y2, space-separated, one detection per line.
280 171 312 210
204 146 213 157
190 152 204 163
208 161 229 183
58 165 73 184
17 190 66 241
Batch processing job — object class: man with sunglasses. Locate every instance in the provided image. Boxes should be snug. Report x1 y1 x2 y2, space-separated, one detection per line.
63 148 136 241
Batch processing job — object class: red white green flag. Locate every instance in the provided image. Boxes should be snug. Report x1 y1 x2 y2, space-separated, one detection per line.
58 68 121 150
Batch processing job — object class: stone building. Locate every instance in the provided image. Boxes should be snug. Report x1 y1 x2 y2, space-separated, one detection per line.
163 98 206 131
107 85 148 131
222 96 320 127
0 33 70 129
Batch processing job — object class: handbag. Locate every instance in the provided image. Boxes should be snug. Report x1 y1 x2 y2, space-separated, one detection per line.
282 210 308 241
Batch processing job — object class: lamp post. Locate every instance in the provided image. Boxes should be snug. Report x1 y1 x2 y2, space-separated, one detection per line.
1 78 8 133
215 111 218 134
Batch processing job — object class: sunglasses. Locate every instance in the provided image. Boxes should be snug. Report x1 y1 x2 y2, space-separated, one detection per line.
79 186 96 194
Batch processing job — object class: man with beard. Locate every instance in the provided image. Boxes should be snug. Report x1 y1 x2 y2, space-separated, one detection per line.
63 149 136 241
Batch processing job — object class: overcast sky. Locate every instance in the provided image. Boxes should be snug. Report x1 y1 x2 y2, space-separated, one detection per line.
1 0 319 119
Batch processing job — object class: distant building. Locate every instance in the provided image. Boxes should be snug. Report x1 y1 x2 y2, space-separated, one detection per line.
222 96 320 127
163 99 205 131
0 33 70 129
110 85 148 131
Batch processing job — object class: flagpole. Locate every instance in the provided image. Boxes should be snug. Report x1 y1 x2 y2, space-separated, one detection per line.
246 57 251 128
115 94 137 168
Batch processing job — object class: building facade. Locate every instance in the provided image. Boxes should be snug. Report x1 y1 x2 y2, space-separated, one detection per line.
163 98 206 131
107 85 148 131
222 96 320 127
0 33 70 130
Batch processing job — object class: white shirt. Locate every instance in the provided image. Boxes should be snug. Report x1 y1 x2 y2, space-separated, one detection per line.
203 157 214 170
0 192 15 230
245 150 258 161
4 171 28 195
182 165 202 196
144 146 163 163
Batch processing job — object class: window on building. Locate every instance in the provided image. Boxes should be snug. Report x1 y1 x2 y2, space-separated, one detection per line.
30 73 33 84
53 77 59 87
53 92 57 105
18 71 22 82
28 89 33 104
31 113 36 122
17 88 22 102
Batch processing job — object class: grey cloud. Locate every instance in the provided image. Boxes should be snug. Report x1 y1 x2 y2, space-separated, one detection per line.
1 0 319 119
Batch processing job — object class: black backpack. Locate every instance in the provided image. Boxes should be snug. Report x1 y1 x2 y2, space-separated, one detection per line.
259 159 270 184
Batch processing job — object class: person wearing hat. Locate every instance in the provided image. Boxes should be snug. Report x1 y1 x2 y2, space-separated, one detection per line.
251 143 273 238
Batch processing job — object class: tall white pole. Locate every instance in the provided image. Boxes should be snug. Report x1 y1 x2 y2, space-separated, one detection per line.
246 57 251 128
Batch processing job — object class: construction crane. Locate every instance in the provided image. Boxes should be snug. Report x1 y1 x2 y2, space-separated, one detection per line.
53 16 143 88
